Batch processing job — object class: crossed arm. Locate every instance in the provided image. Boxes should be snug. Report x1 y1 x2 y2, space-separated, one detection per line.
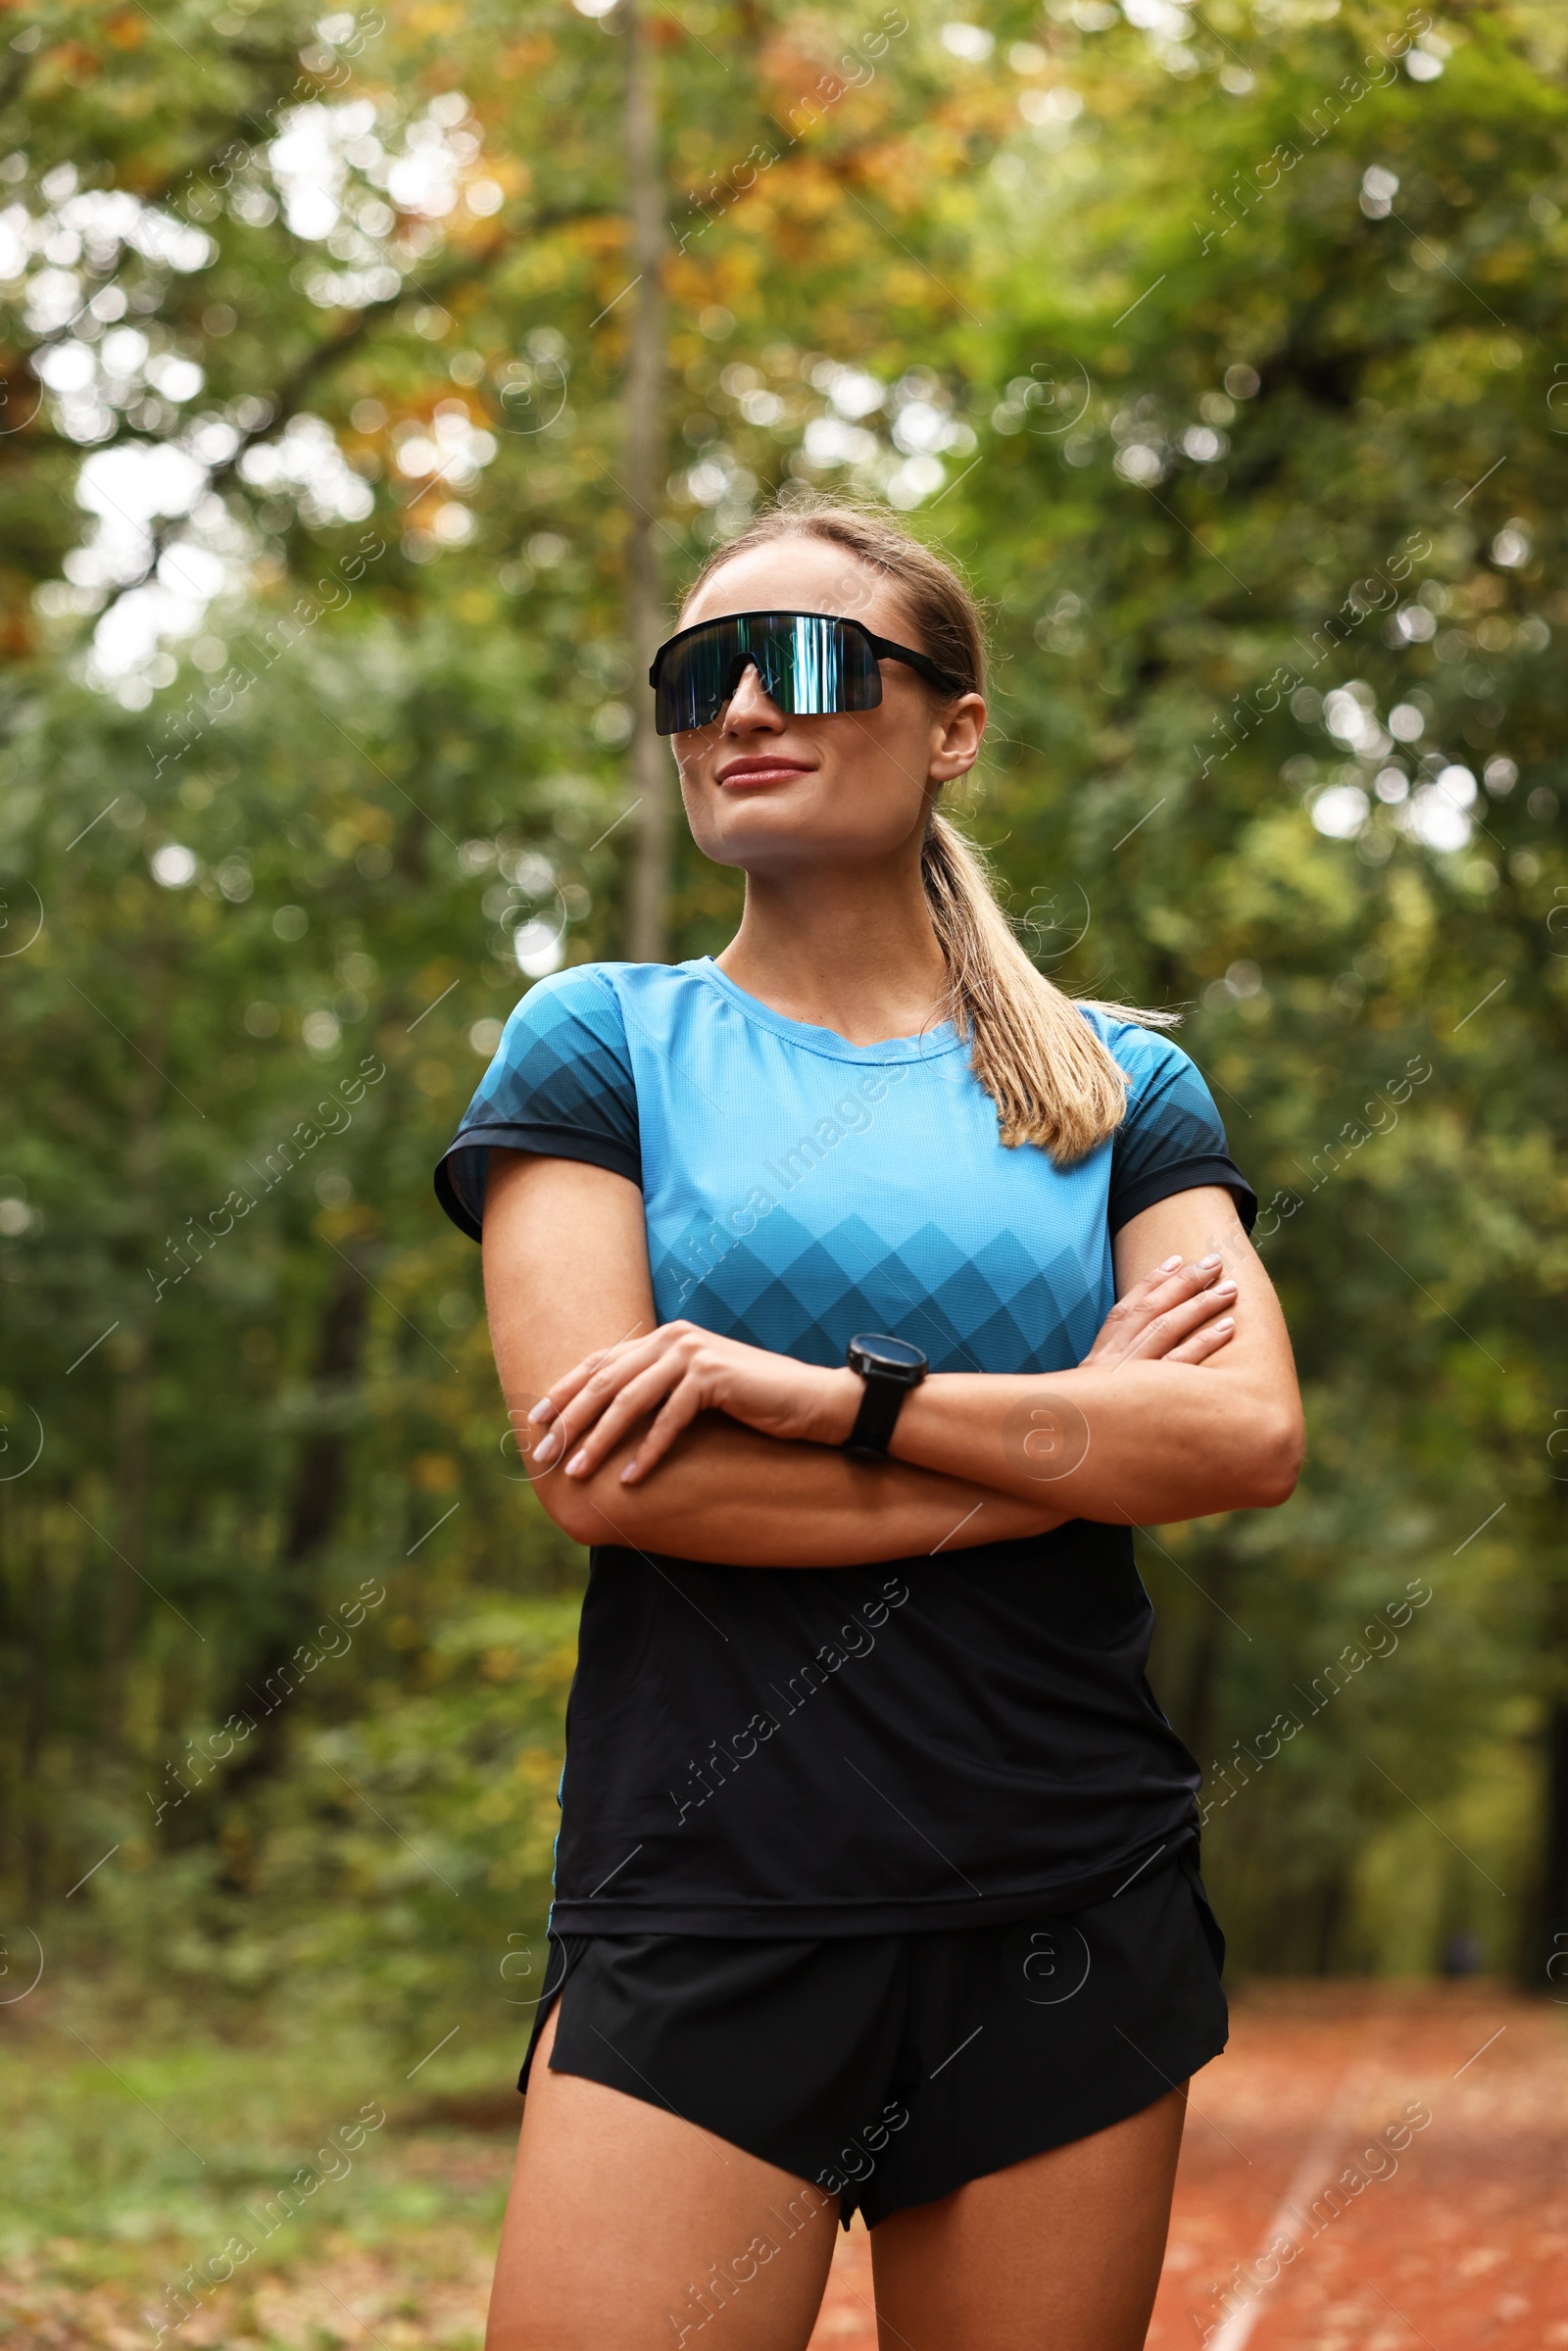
482 1150 1303 1569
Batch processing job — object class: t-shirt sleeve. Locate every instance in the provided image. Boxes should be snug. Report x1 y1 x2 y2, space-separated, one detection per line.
1095 1016 1257 1237
433 965 640 1242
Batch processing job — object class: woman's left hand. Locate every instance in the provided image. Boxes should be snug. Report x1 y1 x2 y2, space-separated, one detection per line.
528 1323 861 1486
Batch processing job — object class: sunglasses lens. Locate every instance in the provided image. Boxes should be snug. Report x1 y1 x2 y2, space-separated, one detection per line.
653 620 742 735
653 614 882 734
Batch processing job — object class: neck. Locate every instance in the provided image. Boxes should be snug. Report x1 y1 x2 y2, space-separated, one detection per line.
714 847 950 1047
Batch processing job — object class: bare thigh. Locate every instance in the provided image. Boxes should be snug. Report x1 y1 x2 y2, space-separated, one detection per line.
484 2001 841 2351
869 2085 1189 2351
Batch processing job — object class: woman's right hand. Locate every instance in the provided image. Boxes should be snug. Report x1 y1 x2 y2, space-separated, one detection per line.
1080 1251 1238 1372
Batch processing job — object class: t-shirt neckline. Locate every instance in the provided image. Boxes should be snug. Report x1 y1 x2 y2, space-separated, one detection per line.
688 955 964 1066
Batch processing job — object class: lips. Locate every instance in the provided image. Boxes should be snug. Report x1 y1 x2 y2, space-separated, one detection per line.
714 757 814 788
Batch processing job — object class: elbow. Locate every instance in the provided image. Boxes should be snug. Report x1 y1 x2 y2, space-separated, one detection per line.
533 1469 607 1548
1242 1405 1304 1509
536 1465 666 1552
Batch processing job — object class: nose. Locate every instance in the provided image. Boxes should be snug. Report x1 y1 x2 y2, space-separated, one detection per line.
721 660 784 731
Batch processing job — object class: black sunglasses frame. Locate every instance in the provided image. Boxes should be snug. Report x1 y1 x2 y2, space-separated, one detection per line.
647 609 967 734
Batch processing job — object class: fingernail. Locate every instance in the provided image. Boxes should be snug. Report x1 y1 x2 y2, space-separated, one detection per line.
1215 1281 1237 1296
527 1399 555 1424
1212 1317 1234 1333
1199 1253 1223 1269
565 1450 588 1478
1158 1254 1183 1272
532 1430 562 1465
619 1462 638 1485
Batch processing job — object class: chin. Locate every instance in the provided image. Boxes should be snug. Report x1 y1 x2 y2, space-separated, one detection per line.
697 817 820 864
692 784 820 836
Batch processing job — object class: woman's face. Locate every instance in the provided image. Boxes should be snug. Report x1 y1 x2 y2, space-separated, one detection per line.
670 538 985 878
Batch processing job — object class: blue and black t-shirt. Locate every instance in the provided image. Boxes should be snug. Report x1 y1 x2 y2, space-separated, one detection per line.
437 956 1255 1935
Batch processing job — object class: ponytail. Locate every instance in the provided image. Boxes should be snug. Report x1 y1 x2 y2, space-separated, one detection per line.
685 497 1177 1167
920 809 1176 1164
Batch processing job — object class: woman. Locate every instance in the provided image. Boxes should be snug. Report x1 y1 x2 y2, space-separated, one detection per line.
436 503 1303 2351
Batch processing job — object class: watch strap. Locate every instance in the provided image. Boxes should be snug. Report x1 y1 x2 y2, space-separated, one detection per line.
845 1370 910 1459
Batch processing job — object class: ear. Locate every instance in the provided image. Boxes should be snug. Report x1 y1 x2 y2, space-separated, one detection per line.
928 692 985 784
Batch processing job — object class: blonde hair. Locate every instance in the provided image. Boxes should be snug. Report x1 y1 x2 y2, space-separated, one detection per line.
683 498 1177 1166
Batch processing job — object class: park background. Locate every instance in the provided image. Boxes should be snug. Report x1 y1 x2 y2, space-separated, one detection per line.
2 0 1567 2340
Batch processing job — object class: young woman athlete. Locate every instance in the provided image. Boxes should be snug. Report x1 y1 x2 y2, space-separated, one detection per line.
436 503 1303 2351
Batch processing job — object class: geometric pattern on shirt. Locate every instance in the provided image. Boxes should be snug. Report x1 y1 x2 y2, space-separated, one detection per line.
650 1207 1101 1374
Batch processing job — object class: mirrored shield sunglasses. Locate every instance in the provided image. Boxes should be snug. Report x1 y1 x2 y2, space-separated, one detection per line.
648 610 965 736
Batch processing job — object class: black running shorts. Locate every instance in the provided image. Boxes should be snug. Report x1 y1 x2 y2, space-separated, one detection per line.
518 1846 1227 2227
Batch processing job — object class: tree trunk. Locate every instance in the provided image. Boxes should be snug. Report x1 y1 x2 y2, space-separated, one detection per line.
224 1261 368 1790
1523 1491 1568 1993
283 1269 368 1566
621 0 672 964
1314 1866 1347 1975
104 1328 153 1750
1168 1543 1237 1770
107 957 173 1753
1530 1692 1568 1995
21 1517 50 1906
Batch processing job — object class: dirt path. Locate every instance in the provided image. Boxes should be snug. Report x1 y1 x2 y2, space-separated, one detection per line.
808 1982 1568 2350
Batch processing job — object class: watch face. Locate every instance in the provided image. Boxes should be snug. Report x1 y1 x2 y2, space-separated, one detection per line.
848 1333 928 1380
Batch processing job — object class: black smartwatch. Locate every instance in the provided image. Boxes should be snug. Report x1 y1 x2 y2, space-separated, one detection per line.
843 1333 928 1459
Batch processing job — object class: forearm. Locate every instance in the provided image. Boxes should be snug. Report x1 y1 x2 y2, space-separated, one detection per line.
482 1152 1057 1565
888 1361 1302 1521
503 1166 1303 1543
526 1409 1065 1566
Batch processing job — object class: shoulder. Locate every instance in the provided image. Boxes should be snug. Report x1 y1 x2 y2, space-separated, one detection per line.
466 963 645 1153
509 958 710 1024
1075 1004 1204 1111
469 966 640 1121
491 961 641 1062
503 960 625 1031
437 963 646 1236
492 958 726 1080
